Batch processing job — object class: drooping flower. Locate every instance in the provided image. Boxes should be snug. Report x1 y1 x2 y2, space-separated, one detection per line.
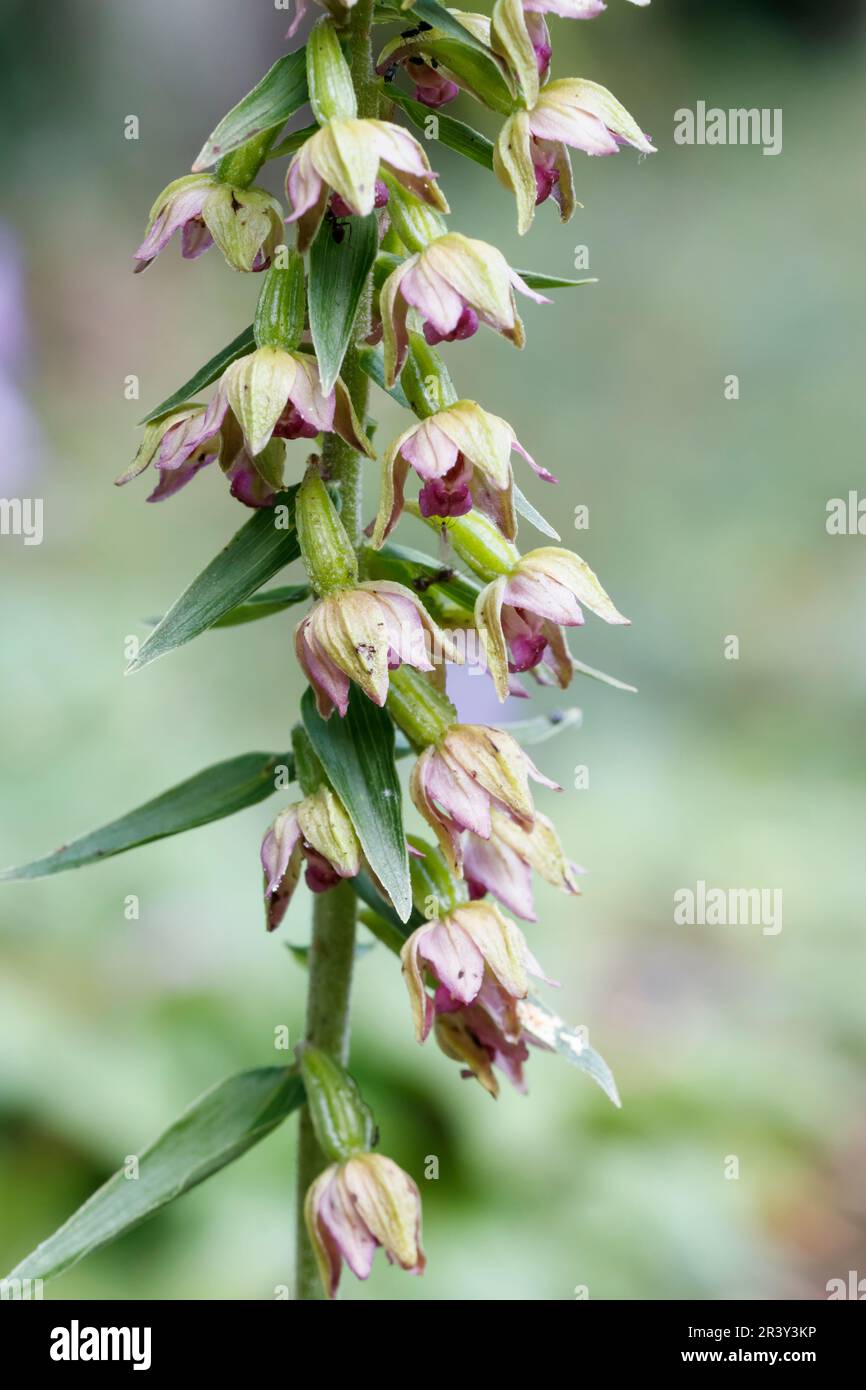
464 806 582 920
432 980 534 1096
286 120 448 252
476 546 630 700
496 80 655 233
381 233 549 385
115 402 287 508
133 175 283 273
305 1154 425 1299
296 581 461 719
116 347 372 507
401 899 554 1041
410 723 559 873
261 787 362 931
371 400 553 547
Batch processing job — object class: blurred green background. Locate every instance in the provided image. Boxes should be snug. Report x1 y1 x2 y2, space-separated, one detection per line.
1 0 864 1300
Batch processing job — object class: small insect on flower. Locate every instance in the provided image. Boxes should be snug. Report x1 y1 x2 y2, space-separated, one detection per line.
285 120 448 253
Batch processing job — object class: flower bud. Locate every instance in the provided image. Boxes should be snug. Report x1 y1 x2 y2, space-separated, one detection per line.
296 465 359 596
253 253 307 352
386 664 456 751
379 170 449 254
399 331 458 420
418 505 521 583
299 1046 375 1162
307 16 357 124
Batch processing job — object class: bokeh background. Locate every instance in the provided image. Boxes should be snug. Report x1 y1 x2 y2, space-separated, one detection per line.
1 0 864 1300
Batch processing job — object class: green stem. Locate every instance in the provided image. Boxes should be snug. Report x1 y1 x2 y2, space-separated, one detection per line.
294 880 358 1301
294 0 377 1301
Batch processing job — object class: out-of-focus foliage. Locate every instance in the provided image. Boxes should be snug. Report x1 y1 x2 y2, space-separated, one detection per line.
0 0 864 1299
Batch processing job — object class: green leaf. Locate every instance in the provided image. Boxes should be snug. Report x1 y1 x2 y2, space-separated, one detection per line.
503 707 583 747
128 488 301 673
403 0 498 59
389 89 494 170
301 687 412 922
192 49 310 171
0 750 292 883
358 344 412 409
309 212 380 393
354 873 422 941
141 324 255 425
208 584 310 629
363 541 481 624
520 999 621 1107
571 657 637 694
267 121 319 161
515 271 598 291
513 483 561 541
6 1069 304 1283
286 939 375 969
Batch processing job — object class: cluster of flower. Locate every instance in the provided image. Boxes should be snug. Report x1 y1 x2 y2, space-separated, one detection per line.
124 0 651 1296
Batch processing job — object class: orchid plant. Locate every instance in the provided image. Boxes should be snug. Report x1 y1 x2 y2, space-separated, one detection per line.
4 0 652 1300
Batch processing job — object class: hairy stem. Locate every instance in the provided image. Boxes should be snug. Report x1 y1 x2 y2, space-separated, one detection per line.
294 879 358 1300
293 0 377 1301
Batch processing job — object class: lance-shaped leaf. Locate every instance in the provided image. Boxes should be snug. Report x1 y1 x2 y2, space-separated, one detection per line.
513 483 561 541
301 687 412 922
0 750 292 883
309 212 379 393
388 89 494 170
210 583 310 628
193 49 310 171
515 270 598 291
6 1069 304 1283
401 0 499 55
500 707 583 747
571 656 637 694
141 324 255 426
267 121 319 161
128 488 302 673
358 345 412 409
518 998 621 1107
147 584 310 632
